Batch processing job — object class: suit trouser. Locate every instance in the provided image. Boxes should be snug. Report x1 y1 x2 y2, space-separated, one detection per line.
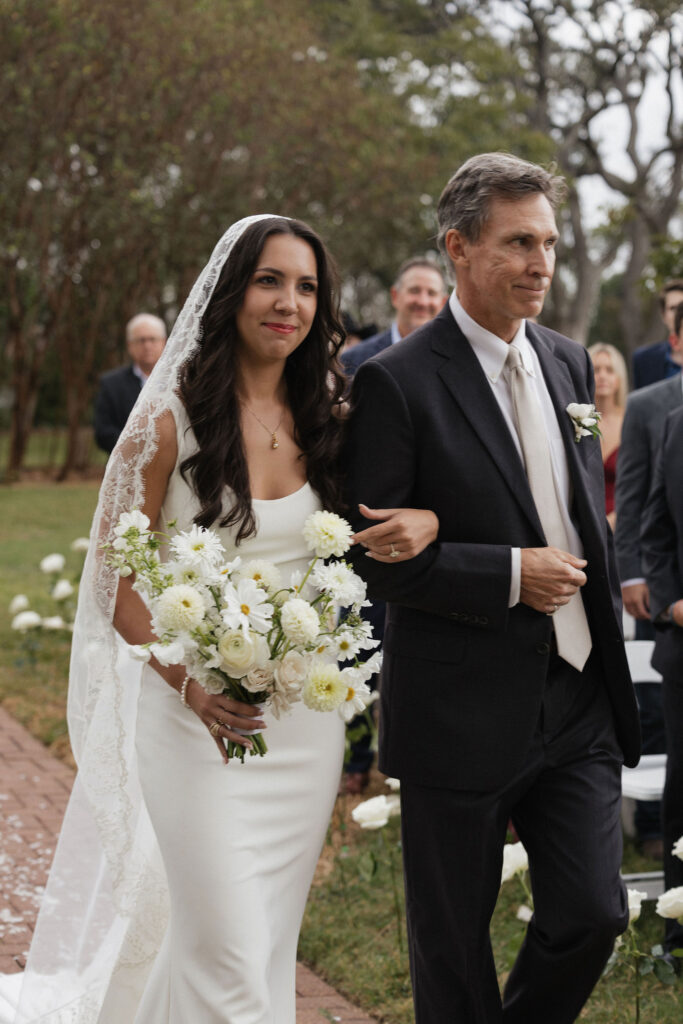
400 655 628 1024
633 617 665 841
662 671 683 951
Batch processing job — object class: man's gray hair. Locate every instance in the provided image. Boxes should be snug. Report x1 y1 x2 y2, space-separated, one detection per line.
436 153 566 253
125 312 167 341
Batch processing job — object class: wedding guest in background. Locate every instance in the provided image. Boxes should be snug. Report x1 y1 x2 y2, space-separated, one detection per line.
587 343 628 530
339 312 377 356
632 278 683 390
93 312 167 453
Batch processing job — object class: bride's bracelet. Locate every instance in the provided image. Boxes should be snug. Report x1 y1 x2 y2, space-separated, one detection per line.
180 675 191 708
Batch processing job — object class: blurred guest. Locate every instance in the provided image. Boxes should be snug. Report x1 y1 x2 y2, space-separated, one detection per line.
342 258 447 378
632 279 683 390
587 343 628 529
339 312 377 356
94 313 166 453
641 403 683 957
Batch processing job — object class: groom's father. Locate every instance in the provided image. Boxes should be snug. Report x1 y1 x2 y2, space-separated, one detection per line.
344 153 640 1024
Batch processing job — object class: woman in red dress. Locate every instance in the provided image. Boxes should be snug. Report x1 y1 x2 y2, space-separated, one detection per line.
587 342 629 529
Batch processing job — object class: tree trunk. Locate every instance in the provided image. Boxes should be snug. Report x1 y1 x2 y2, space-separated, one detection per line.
4 325 47 480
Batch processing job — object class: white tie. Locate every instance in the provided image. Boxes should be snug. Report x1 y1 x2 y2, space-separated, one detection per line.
506 344 592 672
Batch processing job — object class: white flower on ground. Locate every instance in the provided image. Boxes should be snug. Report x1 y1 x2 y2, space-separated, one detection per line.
149 640 186 666
169 525 225 571
672 836 683 862
385 777 401 791
501 842 529 884
280 598 320 645
516 905 533 923
52 579 75 601
236 560 282 595
222 578 273 636
154 584 206 632
337 669 372 722
302 510 353 558
243 664 275 693
70 537 90 553
310 561 366 605
352 795 395 830
9 595 29 614
302 662 347 712
129 644 152 662
217 630 269 678
42 616 66 631
655 886 683 921
11 610 42 631
40 553 65 574
627 888 649 924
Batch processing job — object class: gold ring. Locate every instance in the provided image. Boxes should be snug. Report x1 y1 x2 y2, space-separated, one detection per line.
390 544 400 559
209 720 223 737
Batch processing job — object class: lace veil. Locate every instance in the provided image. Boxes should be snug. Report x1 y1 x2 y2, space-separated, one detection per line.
13 215 278 1023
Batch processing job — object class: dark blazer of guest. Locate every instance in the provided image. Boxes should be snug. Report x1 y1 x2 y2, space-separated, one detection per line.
93 364 143 454
343 304 640 790
615 375 683 583
341 327 393 379
632 338 680 390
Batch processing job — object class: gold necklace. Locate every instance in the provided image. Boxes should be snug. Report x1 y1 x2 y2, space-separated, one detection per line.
241 402 285 450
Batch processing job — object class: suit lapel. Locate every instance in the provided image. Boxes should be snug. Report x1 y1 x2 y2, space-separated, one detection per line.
431 308 544 538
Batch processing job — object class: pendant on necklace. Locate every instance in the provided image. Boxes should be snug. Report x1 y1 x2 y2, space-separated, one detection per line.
271 435 279 450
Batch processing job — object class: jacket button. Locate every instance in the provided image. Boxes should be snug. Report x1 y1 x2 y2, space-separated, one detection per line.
536 642 550 655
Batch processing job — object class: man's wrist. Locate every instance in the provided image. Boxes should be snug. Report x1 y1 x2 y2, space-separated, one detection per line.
656 600 683 626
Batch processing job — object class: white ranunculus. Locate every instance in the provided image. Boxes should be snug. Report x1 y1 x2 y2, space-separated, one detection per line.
672 836 683 862
302 662 347 712
243 664 275 693
42 616 66 631
236 560 282 595
11 610 42 631
302 510 353 558
655 886 683 921
9 595 29 614
52 579 75 601
501 842 529 884
385 777 401 792
40 553 65 574
70 537 90 553
351 795 394 830
516 905 533 923
627 888 648 924
129 644 152 662
154 584 205 632
149 640 186 666
280 598 320 645
217 630 261 677
169 524 225 571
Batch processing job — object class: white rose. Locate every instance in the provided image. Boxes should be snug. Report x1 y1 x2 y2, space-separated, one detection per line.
70 537 90 553
274 650 309 691
656 886 683 921
149 640 186 666
42 616 66 631
243 664 274 693
302 662 347 711
516 905 533 923
153 584 205 632
302 510 353 558
40 553 65 574
501 842 529 884
11 610 42 631
351 795 394 830
627 888 648 924
567 402 594 420
52 579 75 601
9 595 29 614
672 836 683 862
280 598 320 645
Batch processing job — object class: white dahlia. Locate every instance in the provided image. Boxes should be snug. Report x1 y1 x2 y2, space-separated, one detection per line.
302 510 353 558
280 598 320 645
302 662 347 712
153 584 206 632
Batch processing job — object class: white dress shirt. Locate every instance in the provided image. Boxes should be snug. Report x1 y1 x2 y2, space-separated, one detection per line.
449 291 584 606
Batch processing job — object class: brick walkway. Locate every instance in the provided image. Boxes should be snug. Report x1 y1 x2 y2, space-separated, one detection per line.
0 707 376 1022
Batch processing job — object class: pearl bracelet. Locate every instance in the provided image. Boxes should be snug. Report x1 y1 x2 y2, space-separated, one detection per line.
180 675 191 708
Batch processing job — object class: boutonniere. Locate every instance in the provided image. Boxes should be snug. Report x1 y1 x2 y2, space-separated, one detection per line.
566 403 602 443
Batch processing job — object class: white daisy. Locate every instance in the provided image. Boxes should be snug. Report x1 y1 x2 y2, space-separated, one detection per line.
222 578 273 636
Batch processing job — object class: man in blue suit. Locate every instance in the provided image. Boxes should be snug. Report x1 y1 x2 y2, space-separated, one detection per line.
342 258 447 379
632 279 683 390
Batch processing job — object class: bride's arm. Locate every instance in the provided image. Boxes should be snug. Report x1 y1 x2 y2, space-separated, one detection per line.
351 503 439 564
112 411 264 762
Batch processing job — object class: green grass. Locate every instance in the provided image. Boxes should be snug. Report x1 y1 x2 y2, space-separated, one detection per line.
0 428 107 477
1 483 680 1022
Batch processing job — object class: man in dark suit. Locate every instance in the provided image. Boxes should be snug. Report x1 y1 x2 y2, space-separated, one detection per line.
632 279 683 390
344 153 640 1023
94 313 166 453
641 404 683 957
342 258 447 378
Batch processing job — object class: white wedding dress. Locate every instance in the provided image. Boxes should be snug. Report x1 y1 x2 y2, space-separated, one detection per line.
132 403 345 1023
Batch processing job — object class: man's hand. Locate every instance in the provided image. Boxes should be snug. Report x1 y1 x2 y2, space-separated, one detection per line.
621 582 650 620
520 547 587 615
672 599 683 628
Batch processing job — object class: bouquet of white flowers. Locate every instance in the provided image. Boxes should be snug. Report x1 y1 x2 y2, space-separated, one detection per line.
107 509 380 761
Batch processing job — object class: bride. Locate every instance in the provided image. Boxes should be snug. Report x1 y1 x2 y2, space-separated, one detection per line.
6 215 438 1023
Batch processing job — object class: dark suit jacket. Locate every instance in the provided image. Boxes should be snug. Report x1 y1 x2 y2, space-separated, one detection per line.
343 305 640 790
614 375 683 582
93 365 143 453
641 406 683 679
632 338 680 390
341 327 393 379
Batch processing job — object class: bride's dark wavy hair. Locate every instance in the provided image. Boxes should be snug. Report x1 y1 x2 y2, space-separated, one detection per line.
178 217 346 541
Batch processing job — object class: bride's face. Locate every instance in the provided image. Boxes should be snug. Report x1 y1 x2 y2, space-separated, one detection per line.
235 234 318 367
